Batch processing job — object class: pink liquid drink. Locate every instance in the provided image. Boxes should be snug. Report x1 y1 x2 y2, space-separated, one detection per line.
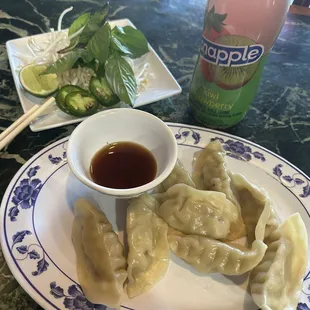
189 0 291 128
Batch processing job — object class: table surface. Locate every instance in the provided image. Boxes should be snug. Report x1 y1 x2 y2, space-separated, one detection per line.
0 0 310 308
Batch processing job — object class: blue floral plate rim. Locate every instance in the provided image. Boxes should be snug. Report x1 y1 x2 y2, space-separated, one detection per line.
0 123 309 310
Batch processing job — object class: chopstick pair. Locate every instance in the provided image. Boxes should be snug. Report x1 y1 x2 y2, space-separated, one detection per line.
0 97 55 152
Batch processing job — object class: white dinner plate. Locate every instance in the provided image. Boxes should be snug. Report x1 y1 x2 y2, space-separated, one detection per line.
1 124 310 310
6 19 182 132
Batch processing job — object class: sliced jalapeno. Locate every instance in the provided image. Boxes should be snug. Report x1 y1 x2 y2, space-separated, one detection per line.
65 90 99 117
89 76 120 107
56 85 83 113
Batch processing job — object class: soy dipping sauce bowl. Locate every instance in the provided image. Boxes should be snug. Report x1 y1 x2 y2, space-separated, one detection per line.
67 109 178 198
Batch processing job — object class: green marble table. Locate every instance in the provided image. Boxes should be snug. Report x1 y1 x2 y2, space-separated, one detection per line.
0 0 310 308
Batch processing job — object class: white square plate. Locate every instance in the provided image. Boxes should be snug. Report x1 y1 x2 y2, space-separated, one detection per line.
6 19 182 132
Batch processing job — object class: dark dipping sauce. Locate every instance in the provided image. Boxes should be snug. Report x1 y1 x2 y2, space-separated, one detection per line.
90 141 157 189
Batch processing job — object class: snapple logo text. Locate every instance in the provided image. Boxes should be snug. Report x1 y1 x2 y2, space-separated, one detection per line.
200 36 264 67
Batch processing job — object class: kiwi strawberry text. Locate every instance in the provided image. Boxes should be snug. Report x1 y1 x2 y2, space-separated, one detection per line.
193 91 233 111
201 36 264 67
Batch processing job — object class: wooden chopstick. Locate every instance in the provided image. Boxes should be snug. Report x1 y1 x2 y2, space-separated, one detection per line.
0 97 55 151
0 104 40 141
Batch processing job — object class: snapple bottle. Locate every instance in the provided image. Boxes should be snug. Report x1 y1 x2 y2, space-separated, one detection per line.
189 0 291 128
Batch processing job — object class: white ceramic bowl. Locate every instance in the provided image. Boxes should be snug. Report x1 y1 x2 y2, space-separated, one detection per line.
67 109 178 197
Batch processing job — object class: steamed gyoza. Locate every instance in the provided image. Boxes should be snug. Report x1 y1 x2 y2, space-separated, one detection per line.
168 227 267 276
127 194 170 298
193 140 234 198
154 184 240 240
154 159 195 193
250 213 308 310
72 198 127 308
69 137 308 308
168 181 275 275
193 140 246 240
230 172 279 244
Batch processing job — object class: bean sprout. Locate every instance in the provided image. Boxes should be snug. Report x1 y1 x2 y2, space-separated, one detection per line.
58 6 73 31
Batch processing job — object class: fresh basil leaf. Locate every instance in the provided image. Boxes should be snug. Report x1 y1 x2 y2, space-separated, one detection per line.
89 9 108 26
111 36 131 56
79 3 109 44
79 49 93 63
105 53 137 105
79 21 99 44
85 59 99 71
68 12 90 37
42 51 81 74
72 58 98 71
96 63 106 78
57 40 78 54
57 13 90 54
111 26 149 59
87 23 111 64
58 14 89 53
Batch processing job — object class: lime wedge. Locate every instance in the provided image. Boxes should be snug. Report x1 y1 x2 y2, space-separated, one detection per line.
19 63 59 97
